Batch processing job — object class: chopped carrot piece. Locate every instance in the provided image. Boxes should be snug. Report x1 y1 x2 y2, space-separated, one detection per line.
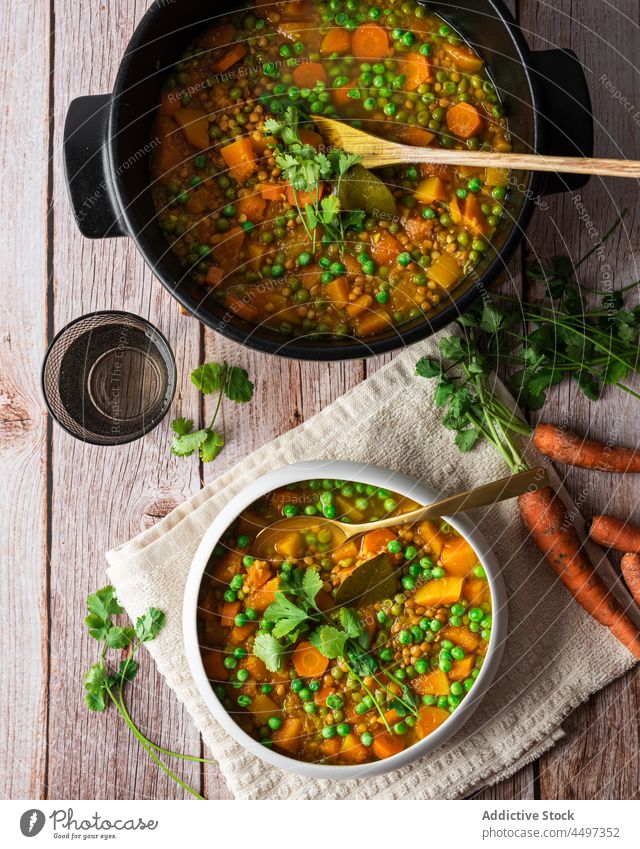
412 668 450 696
246 577 280 611
236 192 266 222
286 182 324 207
415 176 448 203
370 229 403 264
225 292 259 322
174 108 210 150
292 62 329 89
324 275 350 304
272 717 303 756
205 266 224 287
201 649 229 682
440 537 479 577
444 625 480 652
355 309 392 337
332 80 358 108
220 137 257 182
210 549 244 584
394 125 435 147
213 44 247 73
220 600 241 628
360 527 396 557
450 655 475 681
402 52 432 90
446 102 484 139
320 737 342 758
260 182 286 201
229 622 257 644
352 23 389 60
415 576 464 607
321 27 352 55
372 729 405 760
293 642 329 678
299 128 324 149
462 194 489 234
413 706 450 739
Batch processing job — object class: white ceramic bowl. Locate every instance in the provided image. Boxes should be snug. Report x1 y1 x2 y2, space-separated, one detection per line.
183 460 507 780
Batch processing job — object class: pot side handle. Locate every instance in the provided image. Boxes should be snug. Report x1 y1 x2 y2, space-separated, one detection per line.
64 95 127 238
530 49 594 196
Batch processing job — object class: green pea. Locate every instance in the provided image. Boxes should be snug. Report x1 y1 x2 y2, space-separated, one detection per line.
430 619 442 633
261 683 272 694
237 535 250 548
394 721 408 735
411 625 425 641
361 731 374 746
422 694 436 705
236 668 249 683
337 723 350 737
415 657 429 674
387 539 402 554
451 645 465 661
322 725 336 739
379 647 394 662
473 564 486 578
223 589 237 603
431 566 445 579
237 695 252 707
223 656 237 670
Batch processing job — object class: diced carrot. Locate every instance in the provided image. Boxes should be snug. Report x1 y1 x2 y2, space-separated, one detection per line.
361 527 396 557
211 226 246 272
444 625 480 652
247 577 280 611
174 108 210 150
440 537 479 577
220 137 257 183
272 717 303 755
201 649 229 682
414 576 464 607
415 176 448 203
372 729 405 760
237 192 266 222
340 733 369 763
321 27 352 56
324 275 350 304
229 622 257 644
332 80 358 108
205 266 225 287
355 309 392 337
293 642 329 678
450 655 475 681
394 125 435 147
345 293 373 318
370 229 403 264
299 128 324 149
320 737 342 758
352 23 389 60
462 194 489 235
427 253 461 289
213 44 247 73
260 182 286 201
418 520 446 557
314 685 335 706
249 692 280 724
286 182 324 207
225 292 259 322
292 62 329 89
220 600 241 628
402 52 432 91
245 655 269 682
446 102 483 139
211 549 244 584
413 705 450 739
412 668 450 696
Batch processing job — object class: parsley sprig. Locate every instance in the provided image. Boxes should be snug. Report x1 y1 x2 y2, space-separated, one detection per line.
253 567 419 730
264 107 365 254
84 586 213 800
171 360 254 462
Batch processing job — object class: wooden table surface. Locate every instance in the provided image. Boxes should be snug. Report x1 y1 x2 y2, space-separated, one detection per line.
2 0 639 800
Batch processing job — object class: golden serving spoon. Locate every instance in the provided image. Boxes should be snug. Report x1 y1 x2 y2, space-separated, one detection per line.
254 466 548 558
313 115 640 178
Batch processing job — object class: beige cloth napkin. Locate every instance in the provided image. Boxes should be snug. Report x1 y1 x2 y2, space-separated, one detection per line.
106 338 637 800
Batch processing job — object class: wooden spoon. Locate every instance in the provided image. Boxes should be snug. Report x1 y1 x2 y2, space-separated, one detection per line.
313 115 640 178
253 466 548 558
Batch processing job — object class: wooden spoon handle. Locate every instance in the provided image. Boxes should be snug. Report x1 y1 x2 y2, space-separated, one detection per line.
359 143 640 177
356 467 548 533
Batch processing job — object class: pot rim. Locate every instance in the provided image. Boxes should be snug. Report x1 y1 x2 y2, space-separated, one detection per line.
107 0 544 361
183 460 508 780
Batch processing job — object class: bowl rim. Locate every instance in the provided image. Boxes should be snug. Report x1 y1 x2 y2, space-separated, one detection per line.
183 460 508 780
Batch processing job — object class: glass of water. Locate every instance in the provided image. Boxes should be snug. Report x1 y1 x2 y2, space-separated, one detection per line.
41 311 176 445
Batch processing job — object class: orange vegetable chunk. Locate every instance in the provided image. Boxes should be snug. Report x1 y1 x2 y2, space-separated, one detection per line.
441 537 479 577
360 527 396 557
413 705 450 739
372 729 405 760
293 641 329 678
446 102 483 139
412 668 451 696
321 27 352 55
220 137 257 182
414 576 464 607
174 108 210 150
450 655 475 681
352 23 389 60
272 717 303 755
292 62 328 88
402 52 432 90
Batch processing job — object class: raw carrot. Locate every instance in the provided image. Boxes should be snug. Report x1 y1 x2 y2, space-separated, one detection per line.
446 102 483 139
533 423 640 472
589 515 640 553
320 27 352 55
621 553 640 607
352 23 389 60
292 61 328 89
519 487 640 658
292 641 329 677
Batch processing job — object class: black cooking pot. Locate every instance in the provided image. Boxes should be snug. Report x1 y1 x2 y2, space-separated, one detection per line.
64 0 593 361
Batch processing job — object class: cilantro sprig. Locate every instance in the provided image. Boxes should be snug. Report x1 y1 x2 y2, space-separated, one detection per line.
253 567 419 730
264 107 365 254
84 586 213 799
171 360 253 463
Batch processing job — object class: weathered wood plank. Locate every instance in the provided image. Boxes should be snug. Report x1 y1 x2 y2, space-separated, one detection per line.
519 0 640 800
45 0 204 800
0 0 50 800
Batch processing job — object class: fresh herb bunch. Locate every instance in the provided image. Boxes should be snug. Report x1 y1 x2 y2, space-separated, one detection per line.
416 337 531 473
84 586 212 799
264 107 365 254
253 566 420 731
171 360 254 462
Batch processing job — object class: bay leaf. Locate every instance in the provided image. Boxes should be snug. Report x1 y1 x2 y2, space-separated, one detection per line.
335 552 399 608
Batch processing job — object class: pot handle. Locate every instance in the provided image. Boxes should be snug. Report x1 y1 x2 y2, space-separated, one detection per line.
64 94 127 238
530 49 594 196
